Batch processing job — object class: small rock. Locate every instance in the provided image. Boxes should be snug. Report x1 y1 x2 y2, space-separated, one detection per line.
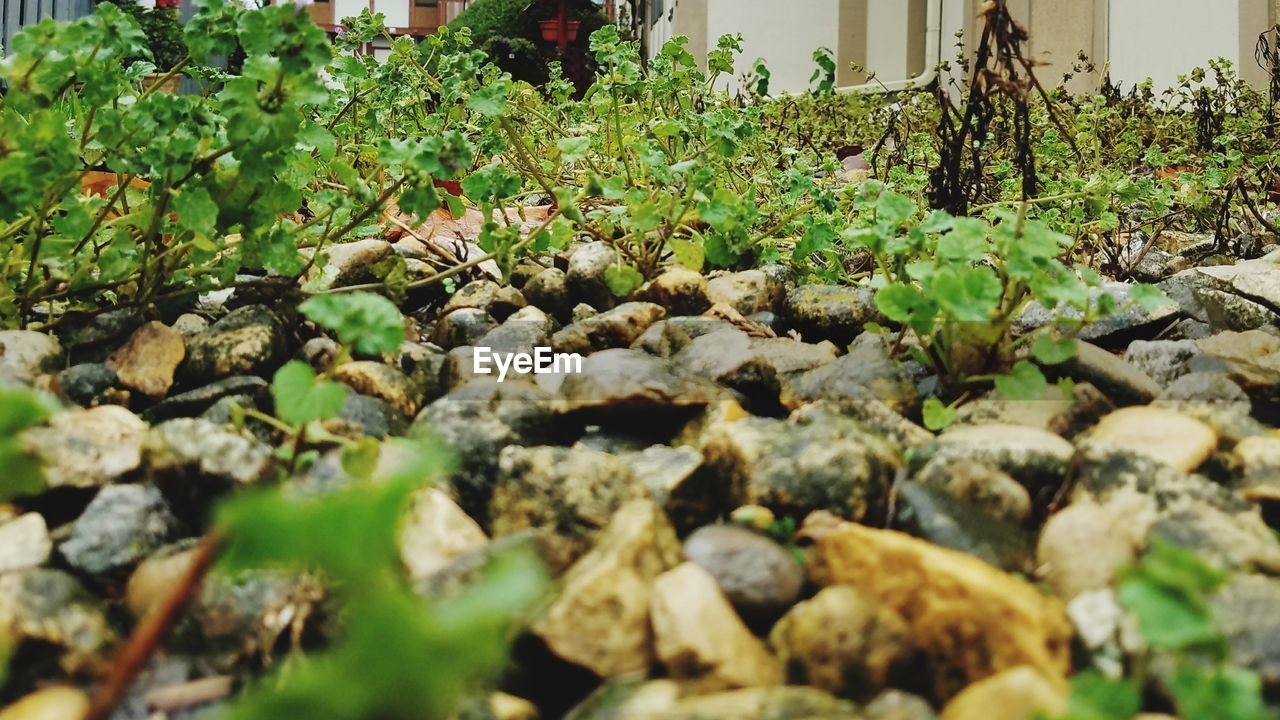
953 387 1076 432
769 585 911 697
1061 341 1161 405
780 333 918 414
410 381 556 524
894 481 1034 572
305 238 393 288
523 267 572 319
556 349 723 423
126 543 201 618
807 522 1073 699
706 269 786 315
623 445 719 533
1196 329 1280 402
431 307 497 350
631 316 737 357
923 424 1076 498
1122 339 1201 386
682 524 803 623
55 363 118 406
938 666 1066 720
399 488 488 582
0 687 90 720
1212 574 1280 692
700 405 898 521
633 267 711 315
649 562 783 692
0 330 63 383
490 444 645 568
783 284 883 345
0 569 114 668
1089 407 1217 472
1015 282 1179 345
60 484 180 574
183 305 287 382
1196 250 1280 310
331 361 421 416
0 513 52 573
21 405 147 488
143 376 270 422
393 341 448 404
143 418 273 486
442 279 503 314
1158 371 1251 409
1196 287 1278 331
552 302 666 355
566 242 618 309
914 458 1032 524
1037 502 1136 600
864 690 939 720
534 500 681 677
572 303 599 323
171 313 209 338
324 391 406 439
108 320 186 398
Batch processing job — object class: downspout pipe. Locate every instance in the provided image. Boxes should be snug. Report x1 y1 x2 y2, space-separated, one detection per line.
829 0 945 94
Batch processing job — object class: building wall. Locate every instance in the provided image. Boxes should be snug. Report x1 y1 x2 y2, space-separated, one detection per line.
667 0 1279 96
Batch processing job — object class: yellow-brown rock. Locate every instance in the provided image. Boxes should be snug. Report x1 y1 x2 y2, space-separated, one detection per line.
0 686 89 720
807 522 1073 699
939 666 1066 720
532 500 681 677
108 321 185 398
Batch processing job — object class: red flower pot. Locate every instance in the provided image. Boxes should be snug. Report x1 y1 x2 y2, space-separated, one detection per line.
539 18 581 43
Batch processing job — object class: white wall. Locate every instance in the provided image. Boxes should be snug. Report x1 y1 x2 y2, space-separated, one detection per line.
864 0 913 82
1108 0 1243 91
704 0 840 93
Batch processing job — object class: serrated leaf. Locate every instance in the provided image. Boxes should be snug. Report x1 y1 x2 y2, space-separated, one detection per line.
299 292 405 356
466 81 509 117
876 191 916 227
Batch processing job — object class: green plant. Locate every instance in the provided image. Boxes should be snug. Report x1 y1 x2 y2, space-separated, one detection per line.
106 0 187 72
214 431 549 720
841 182 1166 398
1057 541 1270 720
0 387 59 501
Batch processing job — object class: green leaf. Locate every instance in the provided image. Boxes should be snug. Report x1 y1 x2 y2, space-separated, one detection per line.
466 81 509 117
876 191 916 227
271 360 347 427
921 397 957 432
994 360 1048 400
1031 334 1077 365
876 284 938 335
669 238 704 271
1128 283 1170 313
932 267 1002 323
1065 671 1142 720
794 221 836 260
299 292 406 356
604 264 644 298
937 217 988 263
1168 665 1270 720
556 137 592 163
173 187 219 239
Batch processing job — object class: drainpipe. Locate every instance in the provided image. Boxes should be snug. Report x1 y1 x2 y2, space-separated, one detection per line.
832 0 944 94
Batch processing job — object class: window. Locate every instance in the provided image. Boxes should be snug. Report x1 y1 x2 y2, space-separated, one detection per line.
415 0 438 6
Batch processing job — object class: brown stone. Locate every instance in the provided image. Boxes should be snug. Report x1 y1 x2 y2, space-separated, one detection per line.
939 666 1066 720
649 562 783 692
108 321 186 398
807 522 1073 700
